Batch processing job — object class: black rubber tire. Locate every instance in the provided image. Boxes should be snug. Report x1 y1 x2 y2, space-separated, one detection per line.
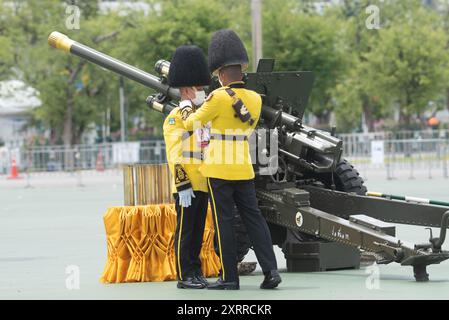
334 159 367 195
317 159 367 195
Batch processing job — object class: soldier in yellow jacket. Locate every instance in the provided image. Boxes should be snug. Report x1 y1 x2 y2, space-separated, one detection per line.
163 45 211 289
182 29 281 290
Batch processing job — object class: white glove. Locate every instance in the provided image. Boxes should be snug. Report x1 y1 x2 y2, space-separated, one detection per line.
178 188 196 208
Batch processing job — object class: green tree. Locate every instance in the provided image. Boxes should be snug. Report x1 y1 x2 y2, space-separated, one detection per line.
362 5 449 128
433 0 449 113
4 0 447 140
263 0 349 127
114 0 240 135
330 0 386 132
1 0 130 145
332 0 449 131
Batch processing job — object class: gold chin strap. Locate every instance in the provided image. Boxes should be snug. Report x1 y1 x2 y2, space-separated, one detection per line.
213 63 248 76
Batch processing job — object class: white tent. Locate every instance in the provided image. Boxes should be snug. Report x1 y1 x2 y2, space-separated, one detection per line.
0 80 41 150
0 80 41 116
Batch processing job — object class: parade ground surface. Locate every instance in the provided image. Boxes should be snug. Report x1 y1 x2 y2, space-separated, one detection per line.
1 168 448 300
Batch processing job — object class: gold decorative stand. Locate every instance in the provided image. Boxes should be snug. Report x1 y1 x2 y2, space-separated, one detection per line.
100 164 220 283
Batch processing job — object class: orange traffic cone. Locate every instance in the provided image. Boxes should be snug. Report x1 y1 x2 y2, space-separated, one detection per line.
96 151 104 172
7 159 21 180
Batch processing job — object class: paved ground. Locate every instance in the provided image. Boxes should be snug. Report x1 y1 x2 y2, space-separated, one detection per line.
0 169 448 300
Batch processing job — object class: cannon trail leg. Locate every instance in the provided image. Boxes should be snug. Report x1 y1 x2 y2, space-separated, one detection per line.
413 265 429 282
258 188 449 282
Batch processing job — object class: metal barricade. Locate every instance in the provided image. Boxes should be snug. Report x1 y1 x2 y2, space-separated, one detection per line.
4 141 168 173
344 138 449 180
1 132 448 180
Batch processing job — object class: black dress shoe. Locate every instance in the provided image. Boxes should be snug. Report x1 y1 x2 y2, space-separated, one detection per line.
207 278 239 290
177 277 206 289
260 270 282 289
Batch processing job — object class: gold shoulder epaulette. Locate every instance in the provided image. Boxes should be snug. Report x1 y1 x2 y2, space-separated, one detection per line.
180 106 194 120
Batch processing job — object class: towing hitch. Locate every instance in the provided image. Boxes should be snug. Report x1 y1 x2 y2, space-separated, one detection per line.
403 211 449 282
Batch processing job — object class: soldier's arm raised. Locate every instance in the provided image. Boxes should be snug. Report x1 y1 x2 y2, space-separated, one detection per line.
183 92 220 130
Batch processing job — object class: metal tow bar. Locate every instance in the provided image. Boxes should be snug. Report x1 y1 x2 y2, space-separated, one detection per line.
258 188 449 282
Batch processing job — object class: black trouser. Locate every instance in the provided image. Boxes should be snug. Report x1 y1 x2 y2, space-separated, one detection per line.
207 178 277 282
173 191 209 281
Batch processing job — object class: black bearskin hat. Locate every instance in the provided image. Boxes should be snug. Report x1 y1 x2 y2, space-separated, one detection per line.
208 29 249 75
168 45 211 88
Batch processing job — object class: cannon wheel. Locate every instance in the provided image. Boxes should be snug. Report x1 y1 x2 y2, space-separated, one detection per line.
317 159 367 196
234 159 367 267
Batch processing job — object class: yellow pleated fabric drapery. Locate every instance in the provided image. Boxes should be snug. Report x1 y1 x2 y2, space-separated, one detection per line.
100 204 221 283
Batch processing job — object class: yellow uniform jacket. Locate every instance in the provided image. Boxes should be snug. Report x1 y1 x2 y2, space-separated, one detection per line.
163 106 208 193
183 81 261 180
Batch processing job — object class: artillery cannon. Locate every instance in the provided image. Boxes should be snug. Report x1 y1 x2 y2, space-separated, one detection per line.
48 31 449 281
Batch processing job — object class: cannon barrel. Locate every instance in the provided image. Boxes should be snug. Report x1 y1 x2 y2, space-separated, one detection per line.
48 31 180 101
48 31 303 126
47 31 340 171
47 31 297 125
